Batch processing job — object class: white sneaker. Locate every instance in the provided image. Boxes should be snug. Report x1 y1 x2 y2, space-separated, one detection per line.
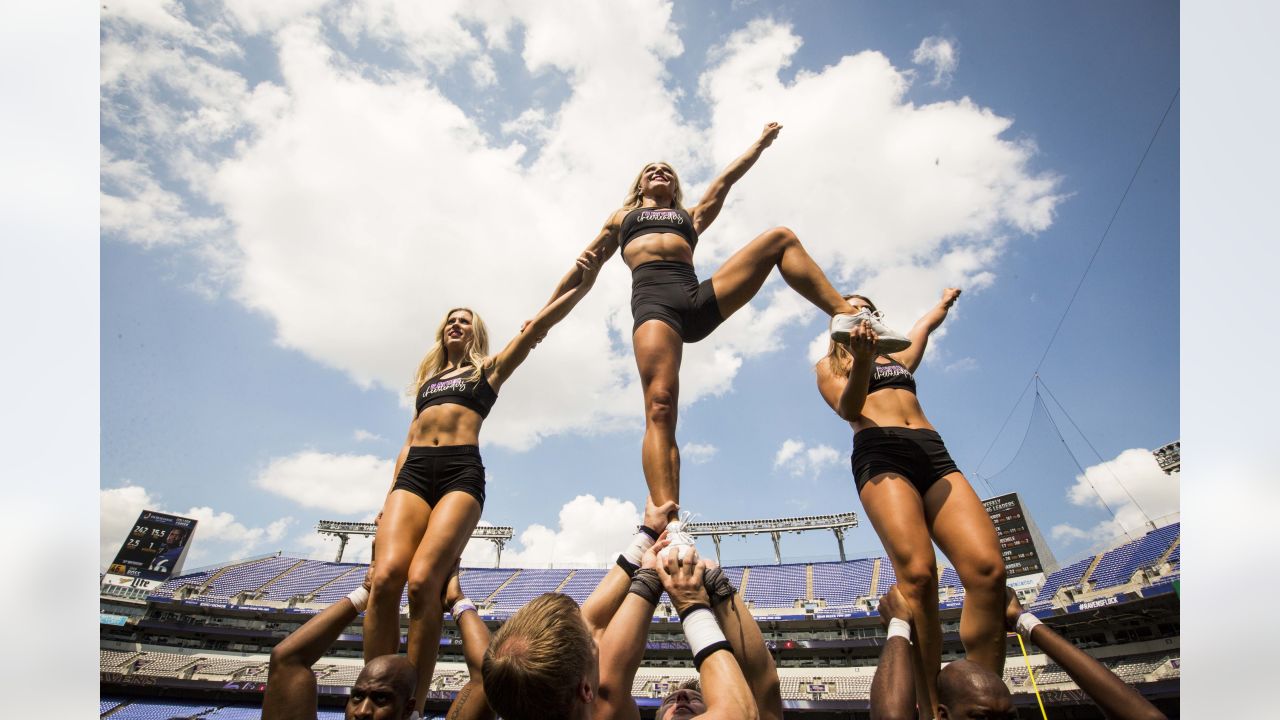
829 309 912 353
661 512 698 562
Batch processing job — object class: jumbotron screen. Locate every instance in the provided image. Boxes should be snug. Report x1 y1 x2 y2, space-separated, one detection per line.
104 510 198 589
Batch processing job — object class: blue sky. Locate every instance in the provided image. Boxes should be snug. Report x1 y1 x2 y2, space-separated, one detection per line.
99 0 1179 572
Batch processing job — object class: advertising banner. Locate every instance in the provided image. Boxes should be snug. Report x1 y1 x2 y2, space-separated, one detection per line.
103 510 198 588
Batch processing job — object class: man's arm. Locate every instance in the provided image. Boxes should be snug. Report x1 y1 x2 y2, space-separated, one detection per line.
262 581 368 720
1005 589 1166 720
443 564 496 720
594 537 671 720
658 551 758 720
870 585 916 720
581 497 675 639
706 567 782 720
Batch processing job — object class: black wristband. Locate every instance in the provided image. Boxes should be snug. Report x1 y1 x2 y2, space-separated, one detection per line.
702 566 737 607
639 525 661 541
676 601 712 621
628 569 663 605
692 641 733 671
616 554 639 578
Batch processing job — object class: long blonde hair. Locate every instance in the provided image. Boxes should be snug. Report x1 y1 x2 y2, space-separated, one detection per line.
823 294 877 375
622 161 685 210
410 307 490 395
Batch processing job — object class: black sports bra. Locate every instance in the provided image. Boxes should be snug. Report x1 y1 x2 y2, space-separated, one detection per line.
619 206 698 252
867 357 917 395
415 364 498 419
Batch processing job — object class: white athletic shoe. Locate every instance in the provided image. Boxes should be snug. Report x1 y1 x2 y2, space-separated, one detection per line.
829 309 912 353
661 512 699 562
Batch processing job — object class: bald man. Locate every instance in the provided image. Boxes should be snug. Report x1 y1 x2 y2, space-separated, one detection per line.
263 573 417 720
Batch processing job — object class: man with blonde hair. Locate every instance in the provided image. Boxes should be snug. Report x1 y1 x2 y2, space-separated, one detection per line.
482 497 764 720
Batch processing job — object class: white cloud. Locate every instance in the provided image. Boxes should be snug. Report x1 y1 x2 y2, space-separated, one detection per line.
912 36 958 87
102 9 1062 451
494 494 641 567
353 429 386 442
255 451 394 515
100 484 294 569
681 441 719 465
774 438 841 478
1054 448 1180 545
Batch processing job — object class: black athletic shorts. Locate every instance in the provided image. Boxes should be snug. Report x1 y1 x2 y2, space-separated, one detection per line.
392 445 486 508
851 427 959 495
630 261 724 343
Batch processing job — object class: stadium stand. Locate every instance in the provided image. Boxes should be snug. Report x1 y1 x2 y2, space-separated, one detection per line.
742 563 808 608
257 561 354 602
558 568 608 604
488 568 572 613
202 556 303 600
811 558 874 606
104 699 218 719
1030 556 1094 609
456 567 518 604
1086 523 1180 591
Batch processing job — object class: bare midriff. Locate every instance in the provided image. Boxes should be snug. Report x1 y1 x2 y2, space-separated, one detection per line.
852 388 937 434
406 405 484 447
622 233 695 268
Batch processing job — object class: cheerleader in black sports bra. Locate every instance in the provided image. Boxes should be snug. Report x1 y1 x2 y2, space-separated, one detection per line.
815 288 1006 718
536 123 910 555
365 250 601 715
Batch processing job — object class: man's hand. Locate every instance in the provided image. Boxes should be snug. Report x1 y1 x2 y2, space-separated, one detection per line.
758 122 783 148
644 496 678 533
877 584 912 628
1003 587 1025 632
641 535 671 571
657 548 711 614
941 287 962 309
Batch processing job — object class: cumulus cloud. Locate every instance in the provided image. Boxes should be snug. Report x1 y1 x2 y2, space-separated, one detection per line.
100 484 294 569
1050 448 1180 545
255 451 394 514
102 6 1062 451
488 494 642 567
774 438 841 478
353 429 385 442
681 441 719 465
912 36 958 87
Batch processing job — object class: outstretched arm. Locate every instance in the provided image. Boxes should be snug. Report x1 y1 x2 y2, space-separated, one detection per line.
1005 589 1166 720
870 585 917 720
709 569 782 720
596 536 672 720
541 213 623 307
262 579 368 720
582 497 676 639
890 288 960 372
691 122 782 233
442 564 496 720
815 324 878 422
658 551 757 720
488 249 603 389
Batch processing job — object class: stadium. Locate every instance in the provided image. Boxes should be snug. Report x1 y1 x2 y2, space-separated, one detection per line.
100 471 1180 719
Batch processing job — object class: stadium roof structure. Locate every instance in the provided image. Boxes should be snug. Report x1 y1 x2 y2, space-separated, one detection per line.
684 511 860 564
315 520 516 565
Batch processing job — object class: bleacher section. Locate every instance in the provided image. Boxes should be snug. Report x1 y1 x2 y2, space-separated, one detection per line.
140 523 1180 619
102 701 439 720
1087 523 1180 591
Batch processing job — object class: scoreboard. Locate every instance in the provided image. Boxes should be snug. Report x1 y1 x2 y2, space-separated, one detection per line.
982 492 1047 578
103 510 198 591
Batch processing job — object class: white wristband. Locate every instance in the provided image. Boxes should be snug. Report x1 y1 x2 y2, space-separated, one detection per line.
622 531 656 566
886 617 912 643
452 597 477 617
1015 612 1043 640
681 607 730 668
346 586 370 612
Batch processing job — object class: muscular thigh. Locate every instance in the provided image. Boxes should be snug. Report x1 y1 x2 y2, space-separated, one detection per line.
859 473 936 571
707 228 785 319
408 491 483 579
375 489 432 572
923 472 1002 569
633 319 683 390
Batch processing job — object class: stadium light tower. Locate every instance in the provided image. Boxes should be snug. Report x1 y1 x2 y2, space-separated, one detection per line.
1154 440 1179 475
682 512 859 564
315 521 515 566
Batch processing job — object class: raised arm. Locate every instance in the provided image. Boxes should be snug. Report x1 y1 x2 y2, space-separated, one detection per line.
889 288 960 372
1005 589 1166 720
488 249 603 389
870 585 917 720
658 551 758 720
690 122 782 234
707 566 782 720
582 497 676 639
442 563 497 720
815 324 879 422
541 212 623 308
595 536 672 720
262 576 368 720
